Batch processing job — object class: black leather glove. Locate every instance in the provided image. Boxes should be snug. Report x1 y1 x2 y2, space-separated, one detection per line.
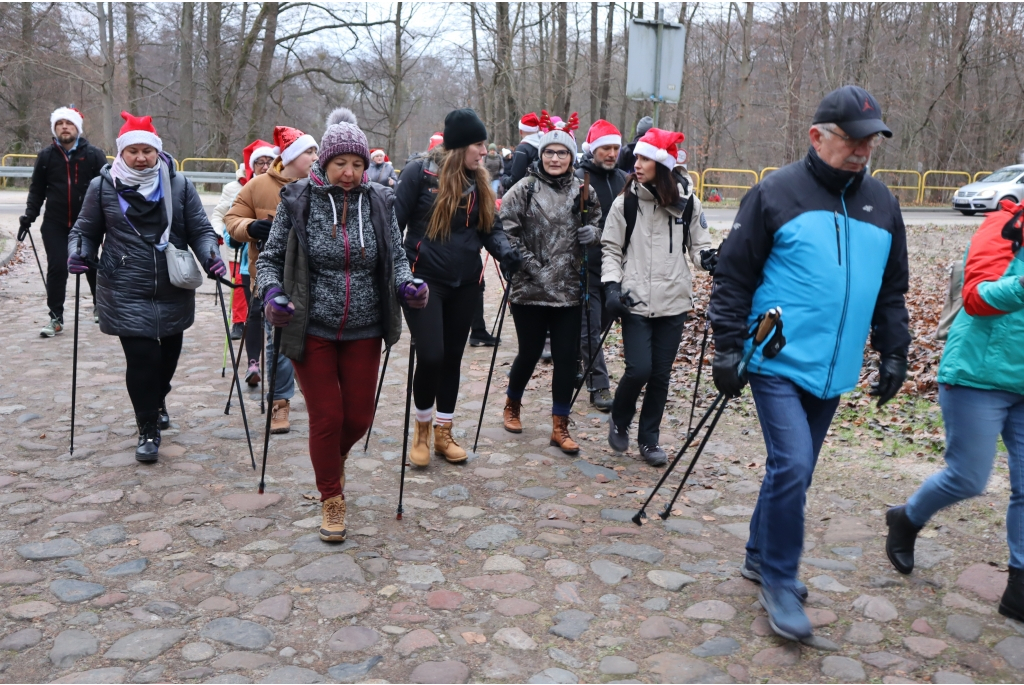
500 249 522 277
700 248 719 275
17 216 31 242
712 348 747 398
604 282 630 320
247 219 273 242
869 353 907 407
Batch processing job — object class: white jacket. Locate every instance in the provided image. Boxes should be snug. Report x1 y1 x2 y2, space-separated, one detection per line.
601 179 711 318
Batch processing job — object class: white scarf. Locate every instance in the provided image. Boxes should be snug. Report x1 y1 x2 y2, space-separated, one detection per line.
111 154 164 199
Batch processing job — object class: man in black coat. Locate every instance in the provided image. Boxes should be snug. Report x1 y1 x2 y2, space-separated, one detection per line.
499 112 542 192
20 106 107 336
615 116 654 173
575 120 628 411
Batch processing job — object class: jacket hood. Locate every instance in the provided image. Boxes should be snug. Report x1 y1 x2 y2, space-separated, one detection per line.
804 146 865 195
529 161 576 190
631 178 688 218
522 132 543 150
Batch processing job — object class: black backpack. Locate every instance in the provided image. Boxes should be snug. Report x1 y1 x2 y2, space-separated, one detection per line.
622 174 694 256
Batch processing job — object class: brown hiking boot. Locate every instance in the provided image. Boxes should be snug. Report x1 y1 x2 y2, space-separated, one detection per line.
409 420 431 466
319 495 347 542
271 399 290 434
550 415 580 454
434 422 467 463
503 397 523 433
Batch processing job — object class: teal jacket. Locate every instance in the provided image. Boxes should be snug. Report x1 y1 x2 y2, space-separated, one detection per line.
938 206 1024 394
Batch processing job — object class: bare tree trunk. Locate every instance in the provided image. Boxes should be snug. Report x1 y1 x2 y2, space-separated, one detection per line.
179 3 195 159
13 2 34 151
206 2 226 156
470 4 487 126
599 1 614 120
555 2 569 114
494 2 516 143
618 3 631 133
732 1 754 167
125 2 141 109
96 2 116 151
589 3 599 123
784 2 808 162
539 4 548 108
386 2 404 155
246 2 278 144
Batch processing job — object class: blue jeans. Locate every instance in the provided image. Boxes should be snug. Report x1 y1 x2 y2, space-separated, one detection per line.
906 384 1024 569
264 317 295 401
746 373 840 588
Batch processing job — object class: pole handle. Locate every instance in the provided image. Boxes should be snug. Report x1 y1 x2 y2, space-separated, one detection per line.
752 307 781 345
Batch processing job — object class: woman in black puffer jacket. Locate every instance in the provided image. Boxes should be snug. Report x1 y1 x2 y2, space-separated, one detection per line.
69 112 224 463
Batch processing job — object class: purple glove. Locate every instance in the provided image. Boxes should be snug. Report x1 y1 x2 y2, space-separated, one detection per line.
399 280 429 309
68 253 89 274
204 254 227 278
263 286 294 327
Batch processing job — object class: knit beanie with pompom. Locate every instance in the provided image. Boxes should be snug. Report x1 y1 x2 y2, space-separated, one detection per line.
319 107 370 168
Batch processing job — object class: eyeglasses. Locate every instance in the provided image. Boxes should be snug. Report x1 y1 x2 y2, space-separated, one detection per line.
822 125 884 150
542 149 571 160
253 159 272 168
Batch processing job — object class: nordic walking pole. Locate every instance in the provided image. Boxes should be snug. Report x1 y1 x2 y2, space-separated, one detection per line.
489 259 507 338
363 346 392 452
24 229 47 289
260 324 266 415
224 318 249 415
568 318 615 410
473 285 511 453
580 171 593 394
686 315 711 439
657 396 731 520
397 336 416 520
212 255 257 471
258 313 287 494
69 236 83 455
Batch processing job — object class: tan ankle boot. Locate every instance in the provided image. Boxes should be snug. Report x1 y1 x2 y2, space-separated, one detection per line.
503 397 523 433
550 415 580 454
271 399 290 434
434 422 467 463
409 420 431 466
319 495 347 542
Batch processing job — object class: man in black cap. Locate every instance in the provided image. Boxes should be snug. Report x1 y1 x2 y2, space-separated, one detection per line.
708 85 910 642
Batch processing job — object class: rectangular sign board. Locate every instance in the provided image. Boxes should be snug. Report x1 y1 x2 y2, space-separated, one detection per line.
625 18 686 103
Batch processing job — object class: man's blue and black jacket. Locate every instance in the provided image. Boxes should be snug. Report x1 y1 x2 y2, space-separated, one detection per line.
709 148 910 399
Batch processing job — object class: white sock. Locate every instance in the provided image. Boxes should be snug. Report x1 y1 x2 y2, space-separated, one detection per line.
415 407 433 423
435 411 454 425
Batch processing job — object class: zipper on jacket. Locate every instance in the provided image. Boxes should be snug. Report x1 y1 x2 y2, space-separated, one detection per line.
833 211 842 265
668 217 673 253
336 198 352 341
152 249 161 340
65 153 72 228
824 191 853 396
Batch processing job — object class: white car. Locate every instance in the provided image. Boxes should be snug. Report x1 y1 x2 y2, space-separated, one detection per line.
952 165 1024 215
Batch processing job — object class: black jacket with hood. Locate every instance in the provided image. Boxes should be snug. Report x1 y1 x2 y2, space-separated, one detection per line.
26 138 107 230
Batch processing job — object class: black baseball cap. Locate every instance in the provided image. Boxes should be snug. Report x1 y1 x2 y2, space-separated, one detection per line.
812 85 892 139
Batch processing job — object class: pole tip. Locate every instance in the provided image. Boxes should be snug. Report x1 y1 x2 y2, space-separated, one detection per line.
258 483 265 494
631 511 645 527
658 508 671 520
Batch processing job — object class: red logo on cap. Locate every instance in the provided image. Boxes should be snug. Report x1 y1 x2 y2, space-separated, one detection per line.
862 98 874 112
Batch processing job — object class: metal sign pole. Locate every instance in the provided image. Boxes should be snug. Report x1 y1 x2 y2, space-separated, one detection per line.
653 8 664 127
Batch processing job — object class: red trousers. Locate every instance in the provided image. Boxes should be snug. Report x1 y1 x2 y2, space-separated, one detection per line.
291 335 381 500
230 262 248 324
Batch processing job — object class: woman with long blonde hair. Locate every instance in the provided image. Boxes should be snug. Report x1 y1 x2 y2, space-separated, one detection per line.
395 108 521 466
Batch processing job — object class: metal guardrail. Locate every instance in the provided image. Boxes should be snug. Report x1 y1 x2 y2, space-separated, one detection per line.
919 170 971 204
871 169 922 201
0 166 235 184
759 166 779 182
687 171 701 198
973 171 993 183
179 157 239 172
701 168 758 200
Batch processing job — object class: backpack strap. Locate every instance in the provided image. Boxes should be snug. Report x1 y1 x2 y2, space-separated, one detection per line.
622 190 639 257
524 177 538 213
421 160 439 192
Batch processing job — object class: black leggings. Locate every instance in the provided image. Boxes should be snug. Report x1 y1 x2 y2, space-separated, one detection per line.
507 303 582 415
402 279 478 414
119 333 183 424
242 276 263 365
42 223 96 321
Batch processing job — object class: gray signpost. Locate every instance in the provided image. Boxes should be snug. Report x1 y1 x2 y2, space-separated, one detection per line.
625 9 686 127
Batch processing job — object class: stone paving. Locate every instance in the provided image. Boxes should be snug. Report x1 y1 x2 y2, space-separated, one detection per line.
0 221 1022 684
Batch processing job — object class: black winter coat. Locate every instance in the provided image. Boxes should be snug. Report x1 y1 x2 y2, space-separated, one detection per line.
26 138 107 230
500 139 540 191
395 158 515 288
615 135 641 174
576 155 628 273
69 157 220 339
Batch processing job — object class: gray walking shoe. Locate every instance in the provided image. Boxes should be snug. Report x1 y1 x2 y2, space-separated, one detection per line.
40 317 63 337
590 388 613 412
638 443 668 467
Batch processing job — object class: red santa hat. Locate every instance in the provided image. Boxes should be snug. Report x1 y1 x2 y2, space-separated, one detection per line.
633 128 686 170
242 139 275 183
582 119 621 153
370 148 390 163
51 106 84 138
272 125 317 167
427 132 444 151
116 111 162 154
518 112 540 134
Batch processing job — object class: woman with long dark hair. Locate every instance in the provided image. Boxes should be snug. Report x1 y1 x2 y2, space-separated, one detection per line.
395 108 521 466
601 128 711 466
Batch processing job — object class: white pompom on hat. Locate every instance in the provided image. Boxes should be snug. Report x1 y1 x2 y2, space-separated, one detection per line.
582 119 621 153
633 128 686 170
51 106 84 138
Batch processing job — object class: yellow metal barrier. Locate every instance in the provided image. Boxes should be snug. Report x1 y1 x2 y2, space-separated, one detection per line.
919 170 971 204
1 154 37 188
688 171 701 198
700 168 758 200
759 166 779 182
870 169 921 202
973 171 992 183
178 157 239 172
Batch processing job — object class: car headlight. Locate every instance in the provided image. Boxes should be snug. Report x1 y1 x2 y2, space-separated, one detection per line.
976 189 997 199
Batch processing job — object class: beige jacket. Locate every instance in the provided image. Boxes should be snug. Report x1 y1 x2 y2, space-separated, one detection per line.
601 179 711 317
224 162 293 287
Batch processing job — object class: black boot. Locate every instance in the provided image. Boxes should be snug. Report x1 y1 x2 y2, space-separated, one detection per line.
135 419 160 463
885 506 922 574
999 567 1024 622
158 403 170 431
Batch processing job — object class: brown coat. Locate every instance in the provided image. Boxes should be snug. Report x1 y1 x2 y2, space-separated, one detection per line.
224 162 294 286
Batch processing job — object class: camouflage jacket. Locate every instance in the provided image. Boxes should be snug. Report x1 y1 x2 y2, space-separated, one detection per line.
499 165 602 307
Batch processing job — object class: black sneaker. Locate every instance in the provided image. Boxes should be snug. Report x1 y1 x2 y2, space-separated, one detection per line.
470 330 498 347
230 322 244 340
158 405 170 431
608 420 629 452
135 420 160 463
998 567 1024 623
590 388 613 412
638 443 668 467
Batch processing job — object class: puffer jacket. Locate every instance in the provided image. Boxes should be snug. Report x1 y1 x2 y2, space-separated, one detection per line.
500 164 602 307
938 205 1024 394
225 162 294 286
256 166 411 361
601 177 711 318
69 155 219 339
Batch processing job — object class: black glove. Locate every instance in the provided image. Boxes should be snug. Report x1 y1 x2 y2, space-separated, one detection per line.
17 216 31 242
712 348 747 398
247 219 273 242
604 282 630 320
500 249 522 278
869 353 907 407
700 248 719 275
